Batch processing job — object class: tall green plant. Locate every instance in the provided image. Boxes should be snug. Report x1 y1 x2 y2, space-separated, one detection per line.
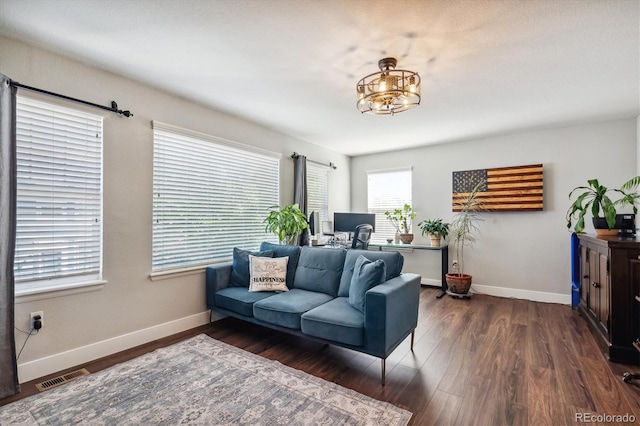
263 204 308 244
450 181 484 276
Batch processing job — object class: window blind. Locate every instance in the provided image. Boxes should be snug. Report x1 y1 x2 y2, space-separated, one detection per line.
152 124 280 271
14 97 103 283
307 162 329 234
367 168 412 243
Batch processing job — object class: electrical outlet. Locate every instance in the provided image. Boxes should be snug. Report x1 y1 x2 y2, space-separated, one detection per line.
30 311 43 329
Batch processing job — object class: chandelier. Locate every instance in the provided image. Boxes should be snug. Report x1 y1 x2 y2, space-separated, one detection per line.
356 57 421 115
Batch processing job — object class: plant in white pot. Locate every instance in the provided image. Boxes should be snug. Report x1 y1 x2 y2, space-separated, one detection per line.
418 218 450 247
447 181 484 295
385 204 417 244
263 203 308 245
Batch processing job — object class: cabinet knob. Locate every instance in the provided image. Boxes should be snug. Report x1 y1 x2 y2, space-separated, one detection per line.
592 282 600 288
583 275 589 279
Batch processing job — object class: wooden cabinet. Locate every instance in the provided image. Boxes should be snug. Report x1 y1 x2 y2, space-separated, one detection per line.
578 234 640 365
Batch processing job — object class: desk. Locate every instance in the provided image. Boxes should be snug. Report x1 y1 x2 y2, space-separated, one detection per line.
369 242 449 299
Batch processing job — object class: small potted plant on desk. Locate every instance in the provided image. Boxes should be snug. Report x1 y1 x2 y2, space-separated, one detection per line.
418 218 450 247
566 177 640 235
385 204 417 244
263 203 308 245
447 181 484 297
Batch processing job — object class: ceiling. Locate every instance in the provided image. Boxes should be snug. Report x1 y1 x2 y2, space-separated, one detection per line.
0 0 638 156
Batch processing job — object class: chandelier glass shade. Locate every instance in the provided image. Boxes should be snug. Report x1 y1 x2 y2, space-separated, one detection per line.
356 57 421 115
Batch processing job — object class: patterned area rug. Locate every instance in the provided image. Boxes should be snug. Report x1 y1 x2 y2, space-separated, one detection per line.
1 334 411 425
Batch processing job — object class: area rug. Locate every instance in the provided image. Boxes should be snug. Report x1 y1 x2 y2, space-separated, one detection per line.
0 334 411 425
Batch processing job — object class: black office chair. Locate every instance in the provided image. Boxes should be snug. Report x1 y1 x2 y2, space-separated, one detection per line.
352 224 373 250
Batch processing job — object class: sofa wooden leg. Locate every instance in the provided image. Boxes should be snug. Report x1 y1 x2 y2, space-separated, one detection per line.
411 329 415 351
381 359 386 386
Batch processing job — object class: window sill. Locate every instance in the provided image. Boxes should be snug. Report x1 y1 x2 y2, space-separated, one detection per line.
15 279 107 303
149 260 230 282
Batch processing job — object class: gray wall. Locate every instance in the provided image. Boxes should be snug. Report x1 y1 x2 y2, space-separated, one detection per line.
0 35 351 381
351 119 638 301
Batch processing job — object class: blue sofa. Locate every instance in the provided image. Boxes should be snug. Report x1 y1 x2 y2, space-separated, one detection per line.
205 242 421 385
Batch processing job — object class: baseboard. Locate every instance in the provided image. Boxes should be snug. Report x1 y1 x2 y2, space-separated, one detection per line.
17 311 211 383
421 277 570 304
421 278 441 287
470 284 571 305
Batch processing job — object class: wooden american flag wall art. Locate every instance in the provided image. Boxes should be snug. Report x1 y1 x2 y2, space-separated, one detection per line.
452 164 544 212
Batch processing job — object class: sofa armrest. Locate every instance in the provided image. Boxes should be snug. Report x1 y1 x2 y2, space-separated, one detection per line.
363 273 421 358
205 262 232 309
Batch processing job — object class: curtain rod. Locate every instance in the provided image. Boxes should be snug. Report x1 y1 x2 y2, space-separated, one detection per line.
10 81 133 118
291 152 337 170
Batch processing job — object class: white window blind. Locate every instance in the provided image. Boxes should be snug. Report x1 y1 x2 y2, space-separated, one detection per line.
14 97 103 285
152 123 280 272
307 162 329 234
367 168 412 243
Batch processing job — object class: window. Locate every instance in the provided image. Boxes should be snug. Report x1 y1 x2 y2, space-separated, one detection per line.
306 162 329 234
367 167 412 243
152 122 280 273
15 97 104 292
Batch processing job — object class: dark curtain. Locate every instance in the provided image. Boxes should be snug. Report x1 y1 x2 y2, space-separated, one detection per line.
293 154 309 246
0 74 19 398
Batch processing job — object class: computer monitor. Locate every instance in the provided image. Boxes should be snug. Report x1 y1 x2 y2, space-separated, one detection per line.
333 212 376 233
308 211 319 236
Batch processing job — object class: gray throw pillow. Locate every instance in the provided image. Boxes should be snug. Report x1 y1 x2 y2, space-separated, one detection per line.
230 248 274 287
348 255 386 313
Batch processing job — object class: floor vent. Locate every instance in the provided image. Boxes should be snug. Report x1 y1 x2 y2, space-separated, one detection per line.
35 368 90 392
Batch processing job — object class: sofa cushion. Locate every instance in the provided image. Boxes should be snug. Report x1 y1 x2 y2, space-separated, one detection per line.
338 249 404 297
253 289 333 329
348 255 386 313
301 297 364 346
214 287 276 317
293 247 346 297
230 248 274 287
260 242 301 288
249 255 289 292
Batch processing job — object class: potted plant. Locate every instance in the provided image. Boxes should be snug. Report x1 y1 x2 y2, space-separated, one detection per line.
447 181 484 295
385 204 417 244
263 203 308 244
566 177 640 236
418 218 450 247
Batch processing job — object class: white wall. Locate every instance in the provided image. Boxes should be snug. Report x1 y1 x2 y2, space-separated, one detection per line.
637 116 640 176
0 36 351 382
352 119 637 303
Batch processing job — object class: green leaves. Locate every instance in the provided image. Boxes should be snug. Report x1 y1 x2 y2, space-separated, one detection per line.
566 176 640 234
418 218 450 239
449 180 485 275
566 177 640 233
263 204 308 244
384 203 417 233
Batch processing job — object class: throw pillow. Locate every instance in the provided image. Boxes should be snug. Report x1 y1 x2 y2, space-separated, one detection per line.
230 248 274 287
348 255 386 313
249 255 289 292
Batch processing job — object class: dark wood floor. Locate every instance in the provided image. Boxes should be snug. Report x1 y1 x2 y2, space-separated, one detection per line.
4 287 640 425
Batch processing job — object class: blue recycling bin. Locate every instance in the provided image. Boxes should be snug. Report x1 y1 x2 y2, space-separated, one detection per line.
571 232 580 308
